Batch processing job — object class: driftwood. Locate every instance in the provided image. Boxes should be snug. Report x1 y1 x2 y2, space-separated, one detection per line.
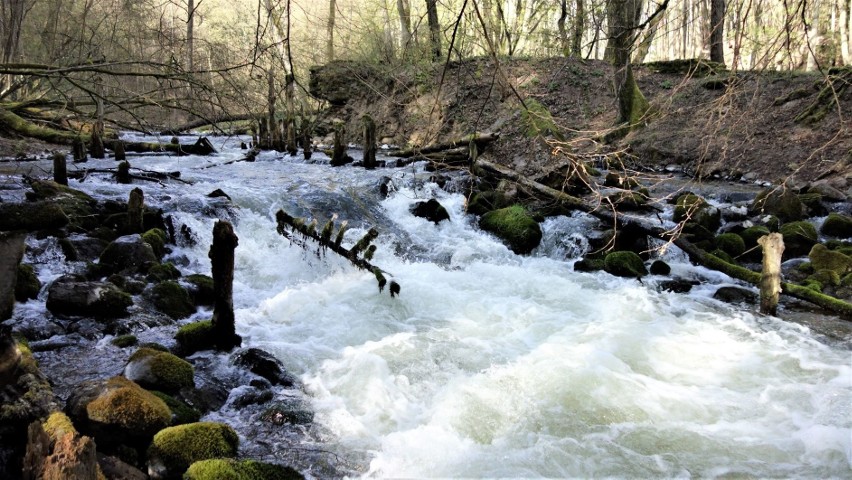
275 210 400 297
758 233 784 316
472 159 852 319
159 113 256 135
392 133 499 158
70 166 192 185
105 137 216 156
199 147 259 169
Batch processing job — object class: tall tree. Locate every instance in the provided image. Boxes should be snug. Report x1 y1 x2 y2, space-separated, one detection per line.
397 0 412 53
709 0 725 63
572 0 585 57
606 0 649 127
426 0 441 60
327 0 335 61
0 0 30 95
187 0 196 71
558 0 570 56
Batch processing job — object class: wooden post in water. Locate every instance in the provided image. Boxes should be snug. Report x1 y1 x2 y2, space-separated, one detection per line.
286 115 298 156
90 127 106 159
362 114 377 169
117 161 131 184
128 187 144 234
758 233 785 316
114 140 126 161
72 137 87 163
331 119 347 166
302 118 313 160
52 152 67 185
209 220 241 351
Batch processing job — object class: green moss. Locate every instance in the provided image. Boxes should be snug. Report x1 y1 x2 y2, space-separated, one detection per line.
43 411 78 442
821 212 852 238
142 228 168 259
797 262 815 274
479 205 542 255
185 459 304 480
603 251 648 278
152 281 195 319
128 348 195 392
802 279 823 292
139 342 169 352
520 99 561 138
86 376 171 437
573 257 605 272
185 274 215 306
148 422 239 475
151 391 201 426
715 233 746 257
93 288 133 319
175 320 215 355
809 243 852 275
809 269 841 287
710 249 736 264
111 335 138 348
15 263 40 301
147 262 182 282
739 226 771 250
673 194 705 223
780 221 819 257
751 187 803 222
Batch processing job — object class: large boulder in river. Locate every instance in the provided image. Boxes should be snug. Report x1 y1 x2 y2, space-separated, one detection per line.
14 264 40 302
479 205 542 254
66 376 171 448
603 251 648 278
820 213 852 238
779 221 818 258
46 276 132 319
151 281 195 319
147 422 239 480
410 199 450 224
809 244 852 276
232 348 298 387
124 347 195 394
99 234 158 275
750 186 803 222
0 201 68 232
184 459 303 480
58 234 109 262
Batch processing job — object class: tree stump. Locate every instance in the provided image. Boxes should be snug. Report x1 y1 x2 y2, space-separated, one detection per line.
362 114 377 169
52 152 67 186
113 140 126 161
331 120 348 166
127 188 144 234
301 122 312 160
758 233 785 316
90 128 105 159
116 161 131 184
0 231 26 321
72 137 87 163
209 221 241 351
286 116 298 157
257 118 269 150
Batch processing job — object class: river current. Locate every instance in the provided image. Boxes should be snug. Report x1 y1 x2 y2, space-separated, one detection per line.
15 134 852 477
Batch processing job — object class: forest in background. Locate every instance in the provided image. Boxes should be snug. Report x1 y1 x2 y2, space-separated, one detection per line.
0 0 849 136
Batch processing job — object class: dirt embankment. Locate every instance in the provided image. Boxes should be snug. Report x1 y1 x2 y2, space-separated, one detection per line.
310 58 851 186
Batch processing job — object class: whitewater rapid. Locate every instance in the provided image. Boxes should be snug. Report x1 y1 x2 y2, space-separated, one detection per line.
46 134 852 477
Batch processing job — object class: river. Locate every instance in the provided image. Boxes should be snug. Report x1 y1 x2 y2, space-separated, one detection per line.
12 134 852 477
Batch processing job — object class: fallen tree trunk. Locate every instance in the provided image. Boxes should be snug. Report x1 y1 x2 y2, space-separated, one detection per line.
0 108 86 145
159 114 256 135
105 137 216 156
472 159 852 319
199 147 259 169
392 133 499 158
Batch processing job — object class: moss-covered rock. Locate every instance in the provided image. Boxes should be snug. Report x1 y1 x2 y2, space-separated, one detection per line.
15 263 40 301
25 179 97 228
780 221 819 258
147 422 239 479
673 194 720 232
142 228 168 259
174 320 215 356
147 262 182 283
479 205 542 254
603 251 648 278
739 226 771 248
111 334 138 348
808 243 852 275
42 411 78 441
0 201 69 231
124 347 195 393
150 391 201 426
798 192 827 216
66 376 171 446
185 275 214 306
573 257 605 272
809 269 841 288
99 234 158 275
649 260 671 275
151 281 195 319
750 186 804 222
185 459 304 480
466 190 511 216
46 277 133 319
820 212 852 238
714 233 746 257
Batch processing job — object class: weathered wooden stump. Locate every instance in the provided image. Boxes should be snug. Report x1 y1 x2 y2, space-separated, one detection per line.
116 161 131 184
286 116 298 157
331 120 348 166
209 221 241 351
52 152 67 186
128 188 144 234
758 233 785 316
301 122 313 160
113 140 126 161
90 127 106 159
72 137 87 163
362 114 377 170
0 231 26 321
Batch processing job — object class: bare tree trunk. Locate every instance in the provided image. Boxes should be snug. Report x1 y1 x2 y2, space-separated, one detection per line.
607 0 650 128
572 0 585 57
842 0 851 65
397 0 412 53
634 8 664 63
558 0 570 56
0 0 27 95
758 233 784 316
52 152 67 186
187 0 195 71
382 0 396 61
327 0 335 62
426 0 441 60
710 0 726 63
209 220 241 351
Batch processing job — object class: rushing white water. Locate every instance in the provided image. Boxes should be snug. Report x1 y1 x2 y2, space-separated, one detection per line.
38 135 852 477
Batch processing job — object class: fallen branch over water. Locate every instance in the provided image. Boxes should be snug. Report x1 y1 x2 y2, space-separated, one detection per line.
275 210 400 297
391 133 499 158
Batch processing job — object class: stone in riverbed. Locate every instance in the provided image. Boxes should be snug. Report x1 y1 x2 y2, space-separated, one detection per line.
15 264 40 302
99 234 158 275
603 251 648 278
479 205 542 255
713 286 757 304
0 201 68 232
184 459 303 480
410 199 450 224
146 422 239 480
124 347 195 394
232 348 298 388
151 280 195 320
46 276 132 319
820 213 852 238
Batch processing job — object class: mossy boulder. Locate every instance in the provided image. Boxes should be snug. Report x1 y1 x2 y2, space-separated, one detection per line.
185 275 215 306
142 228 168 259
111 334 138 348
466 190 511 216
150 391 201 426
573 257 605 272
185 459 303 480
0 201 69 231
673 194 721 232
410 199 450 224
780 221 819 258
479 205 542 254
714 233 746 257
820 213 852 238
809 269 841 288
175 320 215 356
603 251 648 278
147 422 239 479
151 281 195 319
649 260 671 275
124 347 195 393
15 263 40 301
46 277 133 319
66 376 171 446
750 186 803 222
798 192 827 216
808 243 852 275
99 234 158 275
26 179 97 228
147 262 182 283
